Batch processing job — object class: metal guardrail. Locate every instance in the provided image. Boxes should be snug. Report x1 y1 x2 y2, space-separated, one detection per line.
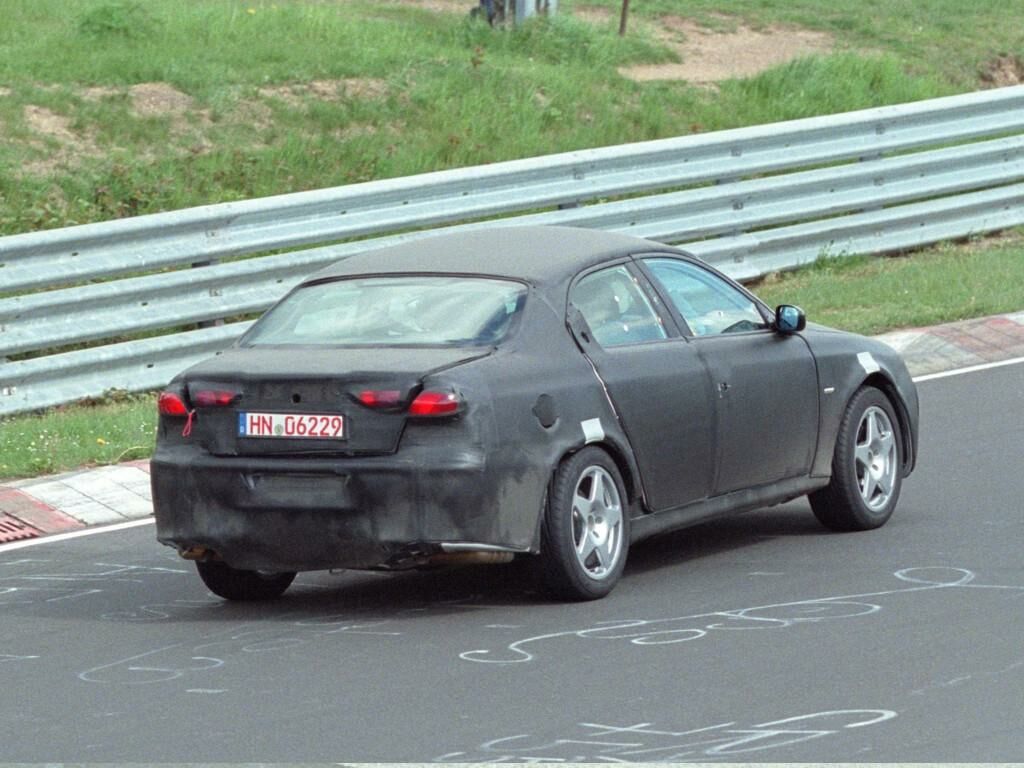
2 85 1024 415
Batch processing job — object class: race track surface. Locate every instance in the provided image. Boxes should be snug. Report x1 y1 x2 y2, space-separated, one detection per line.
1 363 1022 762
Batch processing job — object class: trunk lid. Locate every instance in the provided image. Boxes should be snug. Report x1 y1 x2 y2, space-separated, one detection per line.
181 346 489 456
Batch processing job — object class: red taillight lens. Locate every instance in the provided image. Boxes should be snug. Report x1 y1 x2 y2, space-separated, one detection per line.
193 390 238 407
158 392 188 416
408 391 461 416
357 390 403 409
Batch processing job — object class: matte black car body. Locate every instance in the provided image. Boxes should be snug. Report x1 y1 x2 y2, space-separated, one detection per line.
152 226 919 591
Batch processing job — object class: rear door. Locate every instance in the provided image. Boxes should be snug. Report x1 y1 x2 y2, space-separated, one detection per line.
639 255 819 495
568 262 717 512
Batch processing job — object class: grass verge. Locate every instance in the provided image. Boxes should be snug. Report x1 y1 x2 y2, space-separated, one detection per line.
0 393 155 480
751 231 1024 336
2 232 1022 481
3 0 1016 233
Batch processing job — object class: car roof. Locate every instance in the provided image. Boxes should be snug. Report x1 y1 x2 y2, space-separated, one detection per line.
305 226 688 285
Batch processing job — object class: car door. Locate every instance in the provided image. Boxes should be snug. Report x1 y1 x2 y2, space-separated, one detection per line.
568 262 717 512
639 255 819 496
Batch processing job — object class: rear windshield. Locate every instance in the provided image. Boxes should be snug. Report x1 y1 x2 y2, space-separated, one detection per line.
242 276 527 347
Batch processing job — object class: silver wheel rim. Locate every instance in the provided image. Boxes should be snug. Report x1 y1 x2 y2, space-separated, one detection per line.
571 465 624 580
855 406 898 511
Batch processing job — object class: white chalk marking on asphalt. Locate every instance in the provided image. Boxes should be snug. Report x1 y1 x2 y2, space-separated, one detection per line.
913 355 1024 383
0 518 154 554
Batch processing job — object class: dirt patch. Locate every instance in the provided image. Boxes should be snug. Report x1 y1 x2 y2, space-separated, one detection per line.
617 16 834 84
24 106 83 145
258 77 389 105
233 99 274 132
395 0 467 12
980 55 1024 88
0 87 11 98
128 82 195 117
21 105 102 174
573 5 613 25
78 83 197 116
79 85 121 102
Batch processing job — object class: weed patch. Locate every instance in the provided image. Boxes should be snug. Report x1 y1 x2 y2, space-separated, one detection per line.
77 1 160 40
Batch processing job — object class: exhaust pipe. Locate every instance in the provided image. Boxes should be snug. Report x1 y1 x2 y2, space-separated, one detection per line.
427 551 515 566
178 545 218 561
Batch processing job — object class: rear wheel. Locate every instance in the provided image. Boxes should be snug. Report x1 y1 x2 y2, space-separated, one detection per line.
196 560 296 601
810 386 903 531
541 447 629 600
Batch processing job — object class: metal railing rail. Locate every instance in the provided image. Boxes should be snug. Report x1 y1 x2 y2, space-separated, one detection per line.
2 85 1023 414
5 134 1023 358
4 85 1023 294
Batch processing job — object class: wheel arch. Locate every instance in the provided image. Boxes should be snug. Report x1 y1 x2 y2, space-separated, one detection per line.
860 372 916 476
557 438 641 510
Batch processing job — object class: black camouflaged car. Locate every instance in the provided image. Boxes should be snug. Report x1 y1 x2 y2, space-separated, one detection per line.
152 226 919 601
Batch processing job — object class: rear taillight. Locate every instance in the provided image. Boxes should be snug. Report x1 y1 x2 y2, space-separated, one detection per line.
192 389 239 407
357 390 403 409
409 391 461 417
158 392 188 416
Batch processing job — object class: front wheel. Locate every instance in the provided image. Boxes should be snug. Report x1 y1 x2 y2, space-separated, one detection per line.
540 447 630 601
809 386 903 531
196 560 296 601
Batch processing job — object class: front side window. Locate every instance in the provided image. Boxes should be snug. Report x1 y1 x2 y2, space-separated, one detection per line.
644 258 767 337
570 265 667 347
242 276 526 347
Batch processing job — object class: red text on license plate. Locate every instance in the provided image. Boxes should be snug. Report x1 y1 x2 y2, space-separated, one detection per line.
238 412 345 439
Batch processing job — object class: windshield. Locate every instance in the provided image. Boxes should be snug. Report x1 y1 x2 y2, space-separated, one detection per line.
242 275 527 347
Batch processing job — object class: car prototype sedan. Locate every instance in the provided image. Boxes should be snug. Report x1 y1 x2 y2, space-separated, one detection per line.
152 226 919 601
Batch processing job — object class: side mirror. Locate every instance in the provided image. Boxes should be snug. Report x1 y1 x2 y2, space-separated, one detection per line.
774 304 806 334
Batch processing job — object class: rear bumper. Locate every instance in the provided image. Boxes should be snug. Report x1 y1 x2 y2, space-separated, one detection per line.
151 445 535 572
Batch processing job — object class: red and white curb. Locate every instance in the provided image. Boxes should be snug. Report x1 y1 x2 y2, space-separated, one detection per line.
877 311 1024 376
0 460 151 544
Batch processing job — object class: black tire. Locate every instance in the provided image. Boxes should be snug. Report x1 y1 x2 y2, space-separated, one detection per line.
809 386 903 532
540 446 630 601
196 560 296 601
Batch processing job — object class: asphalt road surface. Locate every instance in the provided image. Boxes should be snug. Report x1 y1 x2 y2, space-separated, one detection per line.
1 363 1022 762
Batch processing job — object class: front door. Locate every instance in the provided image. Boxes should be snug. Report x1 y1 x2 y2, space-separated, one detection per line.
640 256 819 496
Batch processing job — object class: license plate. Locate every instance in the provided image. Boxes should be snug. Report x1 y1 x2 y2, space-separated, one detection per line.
238 412 346 439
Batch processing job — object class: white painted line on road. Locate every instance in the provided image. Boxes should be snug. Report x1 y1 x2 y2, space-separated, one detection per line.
0 517 153 554
913 355 1024 383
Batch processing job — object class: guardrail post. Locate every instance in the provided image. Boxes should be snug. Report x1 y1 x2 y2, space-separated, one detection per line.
859 151 885 213
510 0 555 22
514 0 535 23
192 257 225 328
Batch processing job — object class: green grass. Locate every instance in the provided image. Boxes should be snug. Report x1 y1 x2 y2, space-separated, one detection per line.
585 0 1017 88
0 393 155 479
4 0 1016 233
751 233 1024 336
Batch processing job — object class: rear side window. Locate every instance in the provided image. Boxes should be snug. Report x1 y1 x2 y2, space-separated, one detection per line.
570 265 667 347
242 276 527 347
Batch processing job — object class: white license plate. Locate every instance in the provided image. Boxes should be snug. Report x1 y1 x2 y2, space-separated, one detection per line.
238 412 346 439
